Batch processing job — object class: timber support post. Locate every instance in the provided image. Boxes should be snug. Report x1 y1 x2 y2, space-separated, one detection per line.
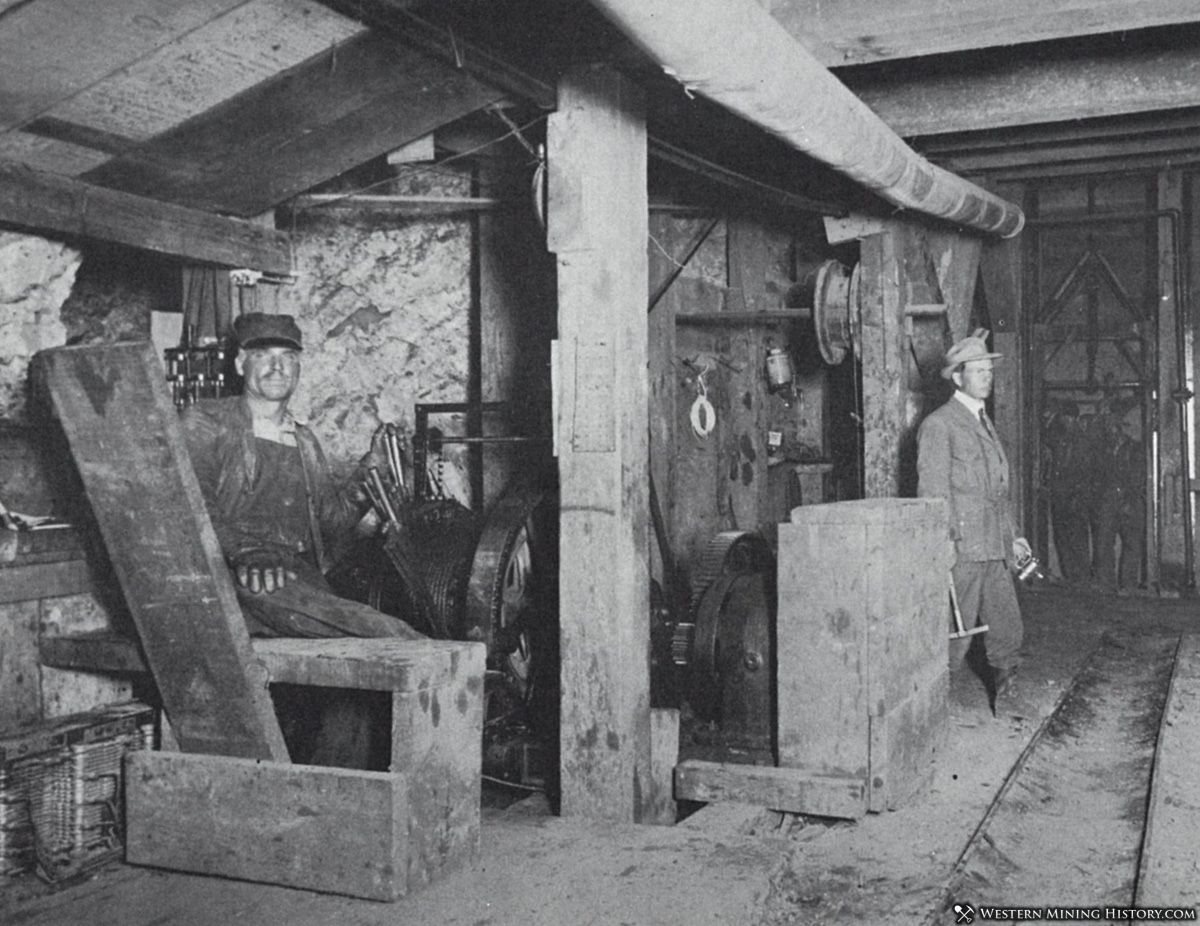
859 220 986 497
547 66 653 822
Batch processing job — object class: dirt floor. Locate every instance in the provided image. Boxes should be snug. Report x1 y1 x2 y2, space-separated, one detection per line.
761 581 1197 925
3 581 1197 926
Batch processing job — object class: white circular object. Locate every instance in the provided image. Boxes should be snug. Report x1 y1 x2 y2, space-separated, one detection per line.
690 394 717 438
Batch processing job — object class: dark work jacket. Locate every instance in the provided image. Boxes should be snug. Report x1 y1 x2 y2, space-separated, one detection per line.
181 396 363 574
916 397 1016 564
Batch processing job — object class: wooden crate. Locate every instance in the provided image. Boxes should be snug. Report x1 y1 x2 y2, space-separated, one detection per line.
777 498 952 812
254 637 486 892
117 637 486 899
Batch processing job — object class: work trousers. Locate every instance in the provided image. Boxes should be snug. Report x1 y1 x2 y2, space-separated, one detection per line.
1050 492 1095 582
950 559 1023 671
1094 494 1145 591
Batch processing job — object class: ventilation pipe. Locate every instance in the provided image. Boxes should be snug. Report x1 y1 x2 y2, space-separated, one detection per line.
586 0 1024 238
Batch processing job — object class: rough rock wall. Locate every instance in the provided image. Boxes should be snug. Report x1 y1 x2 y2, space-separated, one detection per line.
58 241 173 346
0 232 150 724
0 232 81 421
272 169 475 500
0 234 174 424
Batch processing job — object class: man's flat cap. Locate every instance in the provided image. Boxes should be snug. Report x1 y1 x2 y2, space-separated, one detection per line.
941 332 1001 379
233 312 303 351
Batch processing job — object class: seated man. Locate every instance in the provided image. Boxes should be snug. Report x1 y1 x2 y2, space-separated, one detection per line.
182 312 420 765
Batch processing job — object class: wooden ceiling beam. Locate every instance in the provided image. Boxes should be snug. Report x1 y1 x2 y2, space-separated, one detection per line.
934 132 1200 174
0 160 292 274
83 31 506 216
22 117 135 157
917 108 1200 157
0 0 250 132
318 0 557 108
765 0 1200 66
953 151 1200 183
846 41 1200 138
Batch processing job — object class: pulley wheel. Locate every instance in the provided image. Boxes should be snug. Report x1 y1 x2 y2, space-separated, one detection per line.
464 490 553 706
812 259 854 366
687 531 775 720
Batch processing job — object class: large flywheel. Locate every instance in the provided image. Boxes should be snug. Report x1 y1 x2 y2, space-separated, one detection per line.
681 531 775 750
464 489 554 709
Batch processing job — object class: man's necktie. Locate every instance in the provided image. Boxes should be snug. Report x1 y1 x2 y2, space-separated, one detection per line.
979 409 997 440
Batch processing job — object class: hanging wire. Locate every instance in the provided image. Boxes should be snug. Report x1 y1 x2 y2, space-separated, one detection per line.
649 233 687 269
291 112 550 212
531 144 547 229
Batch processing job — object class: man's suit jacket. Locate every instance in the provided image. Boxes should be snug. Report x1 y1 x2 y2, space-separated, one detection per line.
917 397 1016 563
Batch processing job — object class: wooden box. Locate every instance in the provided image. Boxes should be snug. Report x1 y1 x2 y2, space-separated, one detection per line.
119 637 486 900
777 498 952 812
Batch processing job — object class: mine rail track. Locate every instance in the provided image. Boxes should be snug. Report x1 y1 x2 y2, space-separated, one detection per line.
927 630 1200 922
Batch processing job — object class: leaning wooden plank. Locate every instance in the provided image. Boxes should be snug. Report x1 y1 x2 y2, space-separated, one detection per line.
1135 633 1200 908
675 759 868 820
35 342 288 761
125 751 407 901
0 159 291 273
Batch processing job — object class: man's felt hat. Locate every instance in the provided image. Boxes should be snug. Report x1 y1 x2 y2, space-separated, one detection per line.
233 312 303 351
941 331 1001 379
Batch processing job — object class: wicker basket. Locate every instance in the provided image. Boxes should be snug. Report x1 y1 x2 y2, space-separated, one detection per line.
0 702 154 882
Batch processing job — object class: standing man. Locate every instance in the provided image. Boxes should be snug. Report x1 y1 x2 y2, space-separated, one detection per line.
182 312 421 767
1094 411 1146 592
918 331 1031 706
1042 402 1101 583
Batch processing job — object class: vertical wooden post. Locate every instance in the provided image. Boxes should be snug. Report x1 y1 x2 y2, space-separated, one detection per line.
1157 170 1185 586
860 222 987 499
859 225 906 498
1186 179 1200 589
725 218 772 531
548 67 652 822
928 230 982 341
982 234 1026 531
648 212 679 593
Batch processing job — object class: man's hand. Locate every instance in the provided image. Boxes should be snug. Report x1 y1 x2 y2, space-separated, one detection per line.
232 550 296 594
1012 536 1033 563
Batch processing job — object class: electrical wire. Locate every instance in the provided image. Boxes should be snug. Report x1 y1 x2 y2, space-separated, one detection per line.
290 112 550 212
531 147 547 229
481 774 544 792
649 232 687 269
